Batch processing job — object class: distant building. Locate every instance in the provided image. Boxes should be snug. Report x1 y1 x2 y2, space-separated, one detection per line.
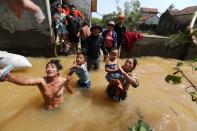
140 7 159 15
138 7 159 32
157 6 197 35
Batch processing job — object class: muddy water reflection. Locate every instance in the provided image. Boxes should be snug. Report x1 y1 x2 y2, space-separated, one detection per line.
0 56 197 131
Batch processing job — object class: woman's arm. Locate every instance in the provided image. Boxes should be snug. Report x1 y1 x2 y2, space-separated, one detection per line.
119 66 139 88
122 72 139 88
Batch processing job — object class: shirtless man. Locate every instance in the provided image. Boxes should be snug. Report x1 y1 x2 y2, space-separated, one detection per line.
0 59 73 110
80 22 91 51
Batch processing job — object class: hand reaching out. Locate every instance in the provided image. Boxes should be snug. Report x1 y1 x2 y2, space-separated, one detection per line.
66 75 72 81
4 0 45 24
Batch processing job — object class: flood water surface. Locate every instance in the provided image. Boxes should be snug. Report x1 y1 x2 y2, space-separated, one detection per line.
0 56 197 131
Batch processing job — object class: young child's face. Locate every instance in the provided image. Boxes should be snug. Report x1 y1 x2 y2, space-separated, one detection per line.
71 7 76 13
109 50 118 61
57 6 62 13
123 58 134 72
76 54 85 65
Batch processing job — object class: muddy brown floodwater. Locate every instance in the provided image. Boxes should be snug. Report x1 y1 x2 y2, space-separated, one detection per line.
0 56 197 131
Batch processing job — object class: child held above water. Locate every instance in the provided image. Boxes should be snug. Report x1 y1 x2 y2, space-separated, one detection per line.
106 57 139 101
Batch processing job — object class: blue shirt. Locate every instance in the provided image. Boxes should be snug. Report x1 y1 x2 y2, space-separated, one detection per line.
72 64 89 84
102 30 117 48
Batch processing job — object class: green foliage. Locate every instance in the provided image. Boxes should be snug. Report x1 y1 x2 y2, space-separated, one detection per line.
128 119 152 131
103 0 141 30
194 67 197 71
91 17 104 27
165 75 182 84
192 56 197 62
124 0 141 30
176 62 183 68
189 91 197 102
102 12 118 27
166 57 197 102
169 27 197 51
170 30 191 45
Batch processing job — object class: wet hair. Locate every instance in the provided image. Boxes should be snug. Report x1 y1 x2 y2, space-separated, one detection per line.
46 59 63 71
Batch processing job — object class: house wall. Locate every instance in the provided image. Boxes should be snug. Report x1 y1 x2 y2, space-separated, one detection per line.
0 0 55 56
0 0 91 56
145 15 159 25
157 10 197 35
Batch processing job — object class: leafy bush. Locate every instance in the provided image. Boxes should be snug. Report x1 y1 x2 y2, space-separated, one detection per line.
128 119 152 131
165 57 197 102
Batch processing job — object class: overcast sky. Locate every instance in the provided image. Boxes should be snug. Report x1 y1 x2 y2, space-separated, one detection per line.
92 0 197 18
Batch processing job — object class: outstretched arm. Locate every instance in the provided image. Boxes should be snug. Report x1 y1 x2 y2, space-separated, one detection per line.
67 68 75 81
5 73 42 86
5 0 45 23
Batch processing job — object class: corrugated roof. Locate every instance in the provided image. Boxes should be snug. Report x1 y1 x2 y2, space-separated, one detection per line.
139 14 156 21
173 6 197 16
141 7 158 13
169 9 179 15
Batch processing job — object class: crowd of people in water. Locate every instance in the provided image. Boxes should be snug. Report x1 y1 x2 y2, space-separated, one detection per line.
0 0 140 110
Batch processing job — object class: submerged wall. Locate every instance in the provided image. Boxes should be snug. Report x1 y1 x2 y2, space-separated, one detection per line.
127 35 197 60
